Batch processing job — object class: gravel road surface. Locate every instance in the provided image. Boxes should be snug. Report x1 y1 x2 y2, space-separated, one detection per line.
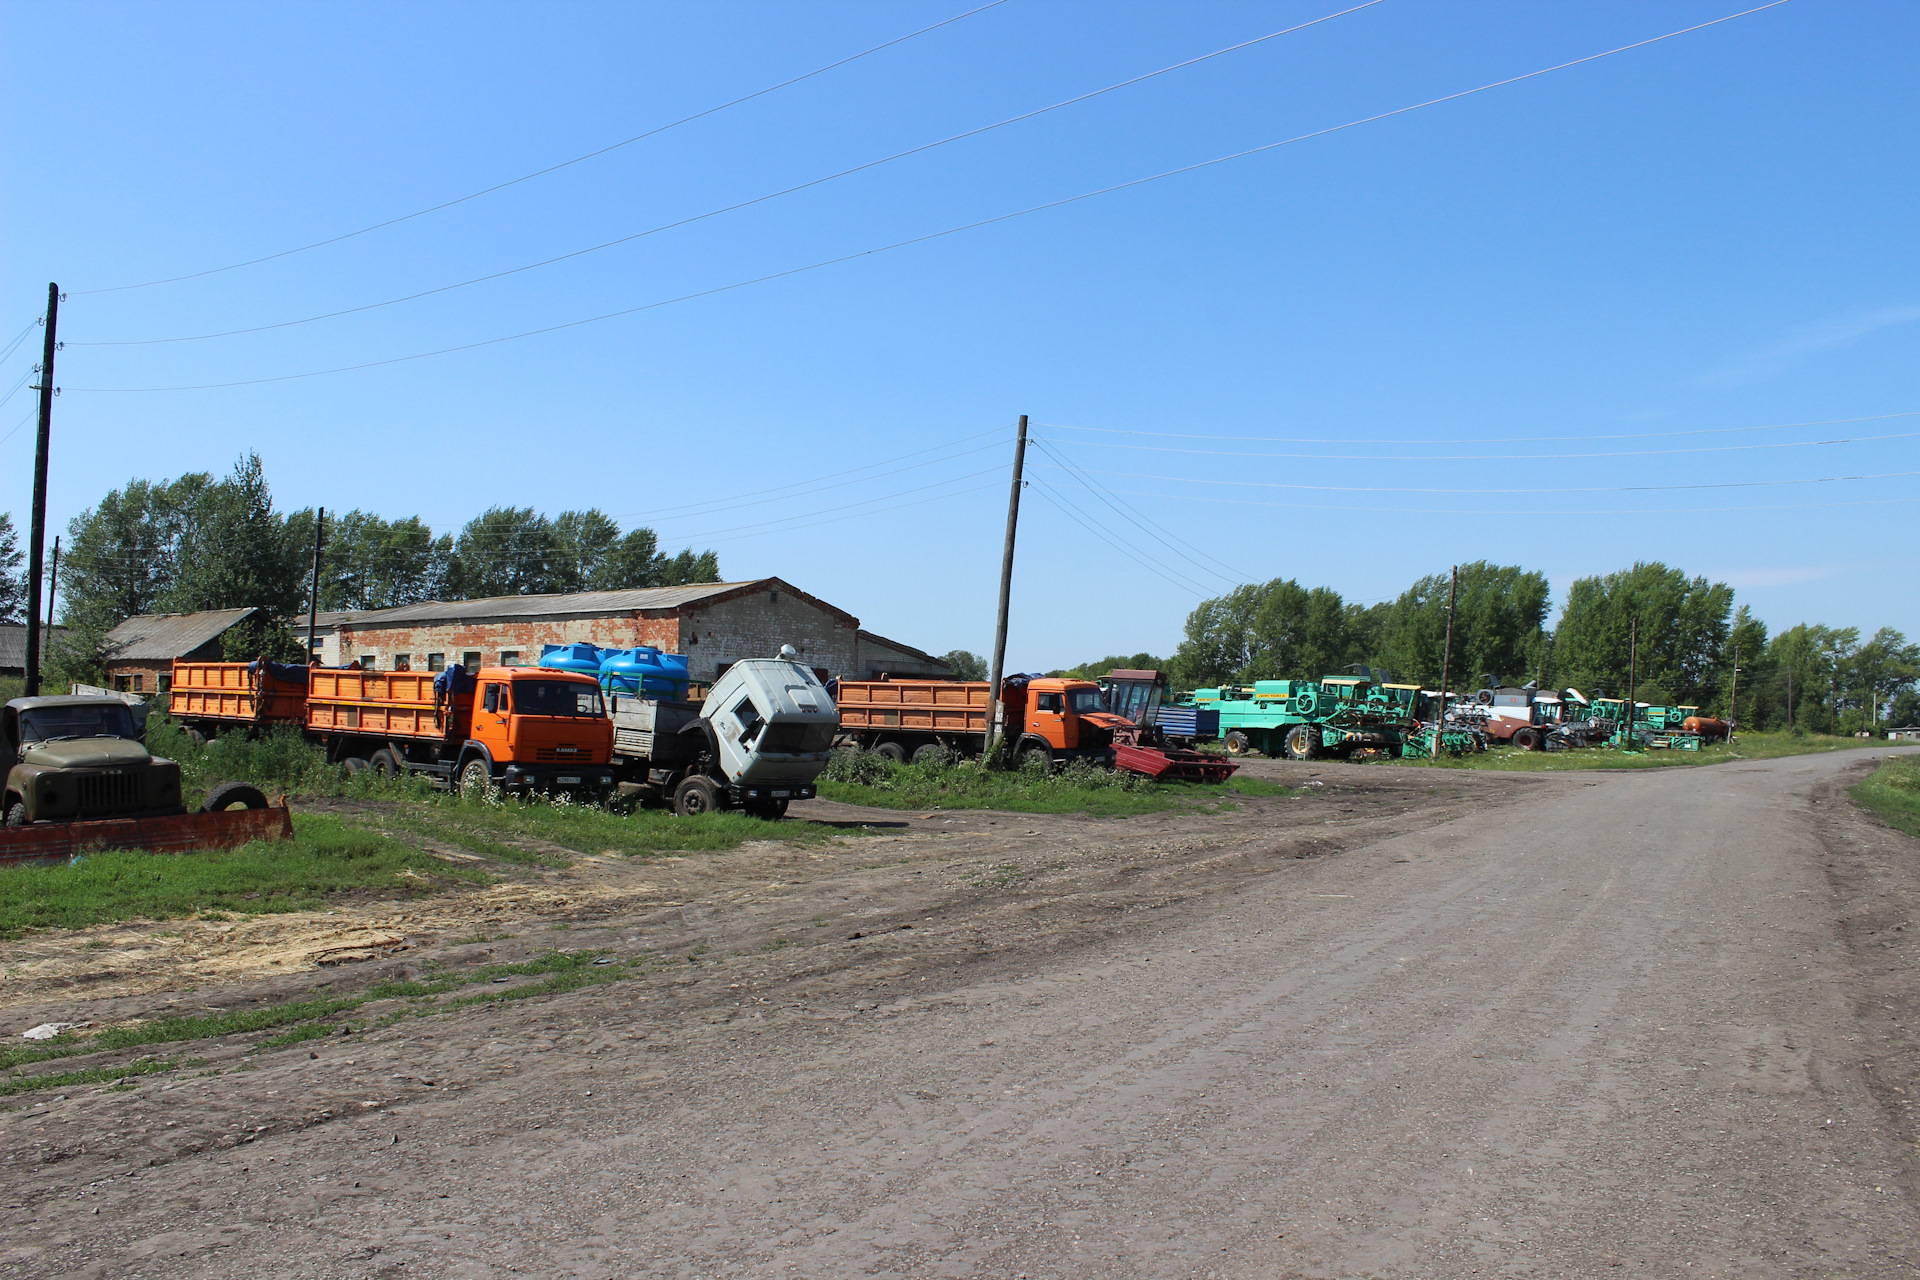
7 748 1918 1278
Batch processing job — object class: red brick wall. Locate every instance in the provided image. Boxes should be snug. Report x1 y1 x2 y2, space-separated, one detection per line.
102 662 173 696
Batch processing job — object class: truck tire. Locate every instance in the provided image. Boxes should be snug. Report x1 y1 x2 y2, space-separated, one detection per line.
341 757 371 778
1017 743 1052 772
201 782 269 812
4 801 26 828
186 728 208 749
910 743 946 766
1224 730 1250 756
1283 724 1318 760
369 749 403 778
673 776 717 817
745 796 789 820
872 742 908 764
459 758 493 796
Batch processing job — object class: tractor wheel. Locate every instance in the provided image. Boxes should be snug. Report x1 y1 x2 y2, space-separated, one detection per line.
201 782 269 812
1512 728 1542 751
4 801 27 828
673 775 718 817
458 758 493 797
369 748 403 778
1283 724 1318 760
872 742 908 764
1224 731 1250 756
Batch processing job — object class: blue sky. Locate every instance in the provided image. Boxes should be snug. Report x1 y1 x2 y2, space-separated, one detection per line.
3 0 1915 667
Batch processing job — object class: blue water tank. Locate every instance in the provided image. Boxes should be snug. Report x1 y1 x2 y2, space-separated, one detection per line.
600 646 692 700
539 642 603 674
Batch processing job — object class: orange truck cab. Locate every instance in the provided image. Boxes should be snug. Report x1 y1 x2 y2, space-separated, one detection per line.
1002 676 1132 767
306 664 614 797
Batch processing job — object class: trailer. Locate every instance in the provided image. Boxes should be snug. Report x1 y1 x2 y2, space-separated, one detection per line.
169 660 311 746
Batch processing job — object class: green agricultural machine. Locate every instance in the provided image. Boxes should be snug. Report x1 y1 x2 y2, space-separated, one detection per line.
1189 676 1411 760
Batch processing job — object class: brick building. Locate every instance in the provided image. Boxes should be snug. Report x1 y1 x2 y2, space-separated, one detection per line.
301 579 951 681
101 607 266 695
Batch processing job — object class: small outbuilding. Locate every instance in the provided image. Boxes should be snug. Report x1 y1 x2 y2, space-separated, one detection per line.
1887 726 1920 742
101 607 269 695
0 625 69 679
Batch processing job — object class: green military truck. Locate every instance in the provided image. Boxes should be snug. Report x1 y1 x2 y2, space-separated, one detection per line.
2 695 195 827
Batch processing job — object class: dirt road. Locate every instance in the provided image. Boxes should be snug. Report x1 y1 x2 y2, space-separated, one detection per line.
6 749 1919 1278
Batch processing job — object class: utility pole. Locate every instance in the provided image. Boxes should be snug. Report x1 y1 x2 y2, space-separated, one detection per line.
1786 665 1793 732
45 537 60 634
983 416 1028 766
1627 616 1639 744
1436 565 1458 740
1727 647 1740 743
23 283 60 697
306 507 327 661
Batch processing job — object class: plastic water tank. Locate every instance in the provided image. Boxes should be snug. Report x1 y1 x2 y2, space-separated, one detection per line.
539 642 603 674
600 647 692 699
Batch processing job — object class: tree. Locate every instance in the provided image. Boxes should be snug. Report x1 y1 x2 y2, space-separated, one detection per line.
1376 561 1550 688
1552 563 1733 705
1890 686 1920 729
60 477 196 630
162 454 306 617
550 509 622 593
1721 605 1771 725
0 512 22 625
1049 652 1164 680
1763 623 1856 733
1851 627 1920 730
448 507 554 598
1167 579 1362 688
941 649 988 681
654 548 721 587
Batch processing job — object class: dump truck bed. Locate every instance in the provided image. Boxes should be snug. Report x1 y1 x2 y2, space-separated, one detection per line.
171 661 308 726
306 669 458 742
834 679 990 736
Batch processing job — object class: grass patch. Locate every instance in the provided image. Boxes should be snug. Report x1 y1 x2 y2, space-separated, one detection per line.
145 716 432 809
0 814 490 938
0 994 366 1072
0 1057 177 1098
1853 753 1920 839
250 1023 335 1051
1387 731 1890 773
386 791 841 858
817 752 1292 815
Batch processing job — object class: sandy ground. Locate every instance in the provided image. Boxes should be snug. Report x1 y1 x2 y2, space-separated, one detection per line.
1 749 1916 1278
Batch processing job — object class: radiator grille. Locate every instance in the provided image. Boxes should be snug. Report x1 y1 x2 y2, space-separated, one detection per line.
76 771 142 813
535 745 583 762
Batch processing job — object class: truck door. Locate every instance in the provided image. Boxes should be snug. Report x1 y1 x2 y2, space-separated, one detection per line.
1029 690 1068 748
476 681 511 761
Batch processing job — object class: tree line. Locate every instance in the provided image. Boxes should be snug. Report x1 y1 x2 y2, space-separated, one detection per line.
1057 560 1919 734
3 453 720 677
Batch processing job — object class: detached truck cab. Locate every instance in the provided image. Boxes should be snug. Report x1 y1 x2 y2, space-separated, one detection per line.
667 651 838 819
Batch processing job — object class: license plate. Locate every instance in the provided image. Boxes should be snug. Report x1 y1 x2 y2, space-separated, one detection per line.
557 776 582 784
771 790 790 797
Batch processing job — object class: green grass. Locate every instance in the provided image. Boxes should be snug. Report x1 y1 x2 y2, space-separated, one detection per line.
816 753 1293 816
1386 730 1890 773
0 1058 178 1098
0 994 368 1072
1853 753 1920 838
378 790 844 857
0 813 490 938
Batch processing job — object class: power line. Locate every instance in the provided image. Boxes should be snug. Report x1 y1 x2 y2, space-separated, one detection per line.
1073 485 1920 518
1038 429 1920 463
76 0 1014 296
71 2 1790 394
1028 436 1246 584
1028 480 1212 596
80 1 1385 347
0 318 38 365
1029 462 1920 495
0 409 35 448
0 367 35 410
1036 409 1920 446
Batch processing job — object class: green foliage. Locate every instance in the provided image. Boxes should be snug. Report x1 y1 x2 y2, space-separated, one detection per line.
1049 652 1165 680
1376 561 1551 687
297 508 450 611
1853 754 1920 839
1168 579 1369 687
1890 687 1920 729
819 749 1283 815
144 715 423 806
942 649 988 681
448 505 720 598
0 510 22 625
0 814 488 937
219 615 307 663
1552 562 1733 704
163 453 307 617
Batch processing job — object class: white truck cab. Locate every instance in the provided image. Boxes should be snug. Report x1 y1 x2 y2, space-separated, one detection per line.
670 646 840 819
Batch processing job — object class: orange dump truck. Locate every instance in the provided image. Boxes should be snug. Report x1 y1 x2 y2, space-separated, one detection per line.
834 674 1129 768
306 665 614 797
168 659 614 797
170 660 311 745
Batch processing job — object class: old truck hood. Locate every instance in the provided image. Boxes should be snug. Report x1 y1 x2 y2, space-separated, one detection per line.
21 738 153 769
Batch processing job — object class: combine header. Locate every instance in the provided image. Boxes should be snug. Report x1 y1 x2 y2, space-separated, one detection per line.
1098 670 1238 782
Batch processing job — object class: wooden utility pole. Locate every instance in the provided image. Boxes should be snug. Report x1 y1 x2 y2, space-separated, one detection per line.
1727 647 1740 742
1627 616 1639 743
306 508 327 661
45 537 60 633
983 416 1029 766
1436 565 1458 734
23 283 59 697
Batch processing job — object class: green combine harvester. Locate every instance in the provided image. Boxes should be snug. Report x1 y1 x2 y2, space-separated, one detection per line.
1188 676 1411 760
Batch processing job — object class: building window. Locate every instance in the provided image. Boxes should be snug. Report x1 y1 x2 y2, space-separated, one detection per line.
131 674 144 692
500 650 521 667
462 651 481 672
113 675 130 692
159 673 172 693
427 653 445 672
393 654 412 672
359 654 377 670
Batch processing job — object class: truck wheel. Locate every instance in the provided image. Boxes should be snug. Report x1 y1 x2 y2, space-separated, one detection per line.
341 757 371 778
186 728 208 749
910 743 947 766
746 797 789 820
673 776 717 817
459 758 493 796
4 801 26 828
1224 731 1249 756
872 742 908 764
202 782 269 812
1016 743 1052 772
1283 724 1318 760
369 749 403 778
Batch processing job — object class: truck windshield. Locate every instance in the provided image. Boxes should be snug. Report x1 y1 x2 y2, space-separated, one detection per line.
511 681 605 717
1065 687 1108 715
757 722 838 753
18 704 138 743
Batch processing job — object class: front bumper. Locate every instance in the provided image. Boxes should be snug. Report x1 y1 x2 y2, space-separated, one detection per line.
499 763 615 794
734 783 816 804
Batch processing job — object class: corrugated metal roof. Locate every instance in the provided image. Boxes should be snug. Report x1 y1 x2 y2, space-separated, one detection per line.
0 625 70 671
318 579 851 630
104 608 262 661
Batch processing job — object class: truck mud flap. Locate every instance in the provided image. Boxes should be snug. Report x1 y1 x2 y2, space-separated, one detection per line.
1113 744 1240 783
0 801 296 869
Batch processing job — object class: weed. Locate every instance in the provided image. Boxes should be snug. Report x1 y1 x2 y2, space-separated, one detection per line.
0 1059 178 1098
1853 754 1920 839
250 1025 335 1051
818 753 1286 816
1390 730 1888 774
